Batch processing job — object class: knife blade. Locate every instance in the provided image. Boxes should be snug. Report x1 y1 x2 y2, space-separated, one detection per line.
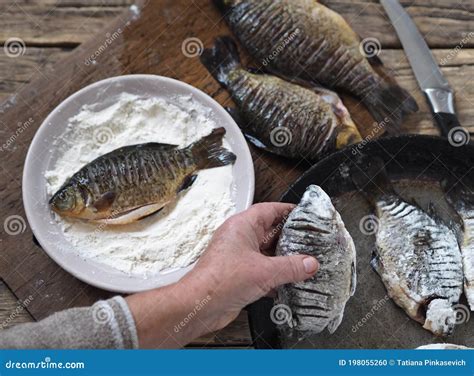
380 0 467 141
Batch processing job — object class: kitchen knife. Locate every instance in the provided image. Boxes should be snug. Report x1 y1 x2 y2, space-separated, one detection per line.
380 0 467 140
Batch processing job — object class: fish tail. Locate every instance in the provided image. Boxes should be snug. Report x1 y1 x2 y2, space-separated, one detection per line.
200 36 241 88
334 106 363 149
190 127 236 169
362 81 418 134
350 155 394 202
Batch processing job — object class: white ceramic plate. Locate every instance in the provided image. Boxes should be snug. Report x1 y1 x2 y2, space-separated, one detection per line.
22 75 254 293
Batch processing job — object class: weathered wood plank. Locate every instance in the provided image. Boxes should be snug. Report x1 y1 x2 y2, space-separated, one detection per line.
0 1 472 47
0 281 33 329
0 47 71 102
0 2 133 45
321 0 474 48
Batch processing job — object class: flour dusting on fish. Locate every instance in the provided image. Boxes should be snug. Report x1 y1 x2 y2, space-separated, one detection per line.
352 157 463 336
443 176 474 311
200 37 361 161
49 127 236 225
276 185 356 336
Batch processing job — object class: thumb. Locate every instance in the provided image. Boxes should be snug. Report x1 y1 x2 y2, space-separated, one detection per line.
267 255 319 288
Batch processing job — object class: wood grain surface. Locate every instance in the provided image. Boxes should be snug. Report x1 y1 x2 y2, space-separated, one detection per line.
0 0 473 348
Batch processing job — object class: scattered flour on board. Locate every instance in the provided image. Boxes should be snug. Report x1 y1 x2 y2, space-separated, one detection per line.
45 93 235 277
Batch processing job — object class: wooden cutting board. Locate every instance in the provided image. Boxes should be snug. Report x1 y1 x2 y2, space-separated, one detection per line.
0 0 473 346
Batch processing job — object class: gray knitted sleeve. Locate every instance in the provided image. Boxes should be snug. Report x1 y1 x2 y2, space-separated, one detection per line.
0 296 139 349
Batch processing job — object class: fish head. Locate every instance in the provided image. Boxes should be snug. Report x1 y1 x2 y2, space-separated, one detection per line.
49 183 87 217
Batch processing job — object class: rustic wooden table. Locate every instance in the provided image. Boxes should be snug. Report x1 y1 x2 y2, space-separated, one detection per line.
0 0 472 348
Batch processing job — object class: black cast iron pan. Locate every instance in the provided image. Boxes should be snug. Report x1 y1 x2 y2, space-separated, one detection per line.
247 134 474 349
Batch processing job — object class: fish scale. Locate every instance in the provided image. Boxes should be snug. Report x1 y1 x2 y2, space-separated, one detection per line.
201 36 363 160
352 157 464 336
49 128 235 225
443 178 474 311
276 185 356 337
214 0 418 132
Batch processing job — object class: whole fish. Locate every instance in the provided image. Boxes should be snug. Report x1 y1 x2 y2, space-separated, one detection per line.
49 127 236 225
201 37 362 161
214 0 418 132
352 157 463 336
442 176 474 311
276 185 356 336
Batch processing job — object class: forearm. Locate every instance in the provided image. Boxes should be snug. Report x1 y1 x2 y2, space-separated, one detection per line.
126 274 218 349
0 297 138 349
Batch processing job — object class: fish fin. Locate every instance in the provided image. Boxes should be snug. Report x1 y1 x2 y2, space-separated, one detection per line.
93 192 117 212
225 106 243 124
362 81 418 134
246 66 266 75
245 133 270 151
106 143 177 156
327 312 344 334
350 155 394 202
426 202 446 225
350 259 357 296
95 203 166 225
190 127 236 169
367 54 383 67
370 249 382 273
423 299 456 337
200 36 241 88
226 108 270 151
178 174 197 193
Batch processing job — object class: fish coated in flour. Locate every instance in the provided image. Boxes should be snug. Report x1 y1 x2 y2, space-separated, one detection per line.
49 127 236 225
352 157 463 336
443 176 474 311
200 37 362 161
214 0 418 132
276 185 356 336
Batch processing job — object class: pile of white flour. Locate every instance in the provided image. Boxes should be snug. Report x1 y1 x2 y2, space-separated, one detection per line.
45 93 235 277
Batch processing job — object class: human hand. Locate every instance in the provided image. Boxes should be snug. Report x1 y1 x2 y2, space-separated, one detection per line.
127 203 319 348
181 202 319 333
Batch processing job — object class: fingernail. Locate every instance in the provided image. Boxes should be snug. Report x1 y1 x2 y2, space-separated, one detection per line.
303 257 318 274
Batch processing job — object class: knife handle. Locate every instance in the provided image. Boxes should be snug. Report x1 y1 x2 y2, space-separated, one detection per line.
432 112 462 138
